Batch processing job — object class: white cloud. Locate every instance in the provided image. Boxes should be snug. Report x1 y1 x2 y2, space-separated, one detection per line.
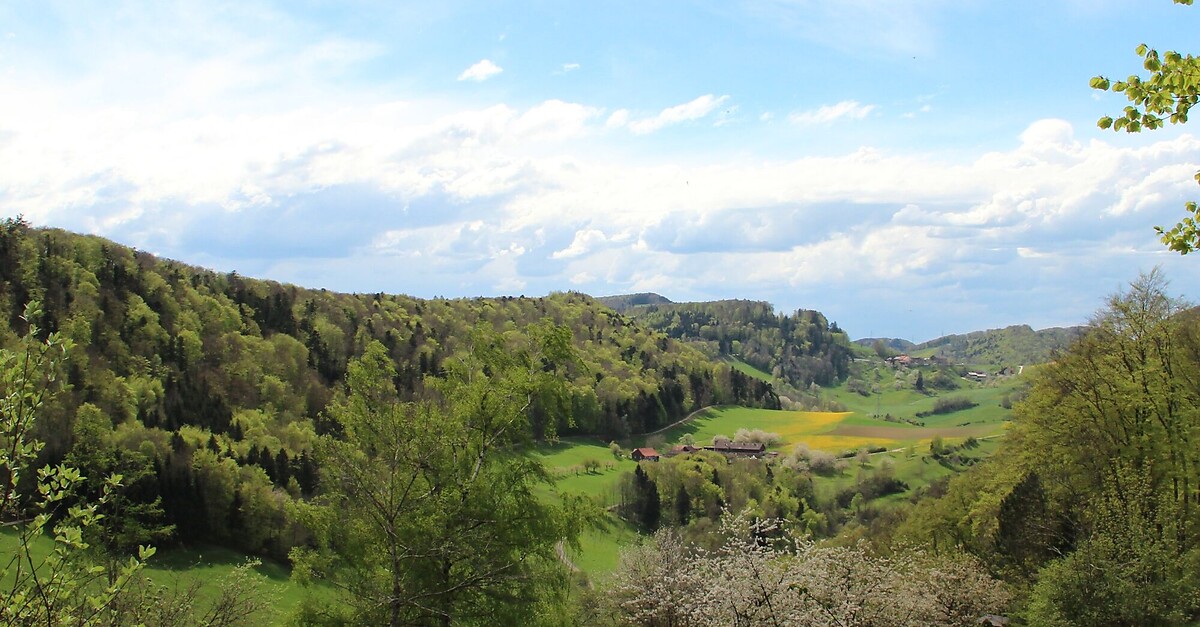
789 100 876 125
625 94 730 135
552 229 608 259
606 109 631 129
559 62 580 73
3 17 1198 341
457 59 503 81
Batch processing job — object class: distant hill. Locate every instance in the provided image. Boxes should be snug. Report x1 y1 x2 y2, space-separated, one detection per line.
853 337 916 354
912 324 1083 366
596 292 673 312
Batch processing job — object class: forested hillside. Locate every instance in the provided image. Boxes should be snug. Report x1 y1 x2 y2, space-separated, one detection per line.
0 218 776 560
601 297 853 389
912 324 1083 366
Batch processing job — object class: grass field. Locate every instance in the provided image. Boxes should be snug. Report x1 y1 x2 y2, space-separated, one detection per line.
640 405 1006 455
0 528 310 625
814 437 1002 502
532 436 636 507
722 356 774 382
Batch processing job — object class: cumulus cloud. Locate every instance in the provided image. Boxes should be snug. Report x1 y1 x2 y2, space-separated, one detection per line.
552 229 608 259
2 3 1197 342
614 94 731 134
457 59 503 81
789 100 876 125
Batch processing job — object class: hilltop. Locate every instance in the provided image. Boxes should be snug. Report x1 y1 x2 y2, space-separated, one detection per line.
598 296 853 392
855 324 1083 367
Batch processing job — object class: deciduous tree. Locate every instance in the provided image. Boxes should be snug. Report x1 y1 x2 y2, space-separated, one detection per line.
293 324 593 626
1092 0 1200 253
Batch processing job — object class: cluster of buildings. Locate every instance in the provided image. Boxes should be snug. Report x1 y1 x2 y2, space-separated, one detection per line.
631 441 770 462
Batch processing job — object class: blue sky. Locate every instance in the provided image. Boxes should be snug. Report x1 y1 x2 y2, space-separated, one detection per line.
3 1 1199 342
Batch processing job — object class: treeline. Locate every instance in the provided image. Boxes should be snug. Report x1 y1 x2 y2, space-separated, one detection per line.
0 218 776 559
604 297 853 389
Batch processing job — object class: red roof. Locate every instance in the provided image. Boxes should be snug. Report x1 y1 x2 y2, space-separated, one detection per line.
632 447 660 458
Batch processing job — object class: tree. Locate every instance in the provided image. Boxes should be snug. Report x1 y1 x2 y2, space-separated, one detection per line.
1092 0 1200 253
632 464 661 531
599 512 1008 626
1025 463 1200 626
65 403 174 581
293 325 593 626
1 302 151 624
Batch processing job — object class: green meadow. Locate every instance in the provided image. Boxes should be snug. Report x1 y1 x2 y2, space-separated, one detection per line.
0 528 311 625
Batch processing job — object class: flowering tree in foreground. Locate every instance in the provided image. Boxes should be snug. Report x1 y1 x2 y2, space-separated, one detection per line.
599 512 1008 626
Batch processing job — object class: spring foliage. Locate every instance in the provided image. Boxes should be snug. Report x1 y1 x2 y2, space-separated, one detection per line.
1092 0 1200 253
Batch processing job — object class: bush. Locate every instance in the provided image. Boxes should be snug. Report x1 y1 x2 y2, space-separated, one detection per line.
808 451 839 475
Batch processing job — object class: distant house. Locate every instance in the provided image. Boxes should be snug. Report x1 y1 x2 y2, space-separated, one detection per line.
967 371 988 382
631 447 661 462
704 441 767 457
886 354 935 367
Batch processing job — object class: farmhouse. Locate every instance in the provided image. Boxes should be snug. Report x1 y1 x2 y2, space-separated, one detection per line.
631 447 661 462
704 441 767 457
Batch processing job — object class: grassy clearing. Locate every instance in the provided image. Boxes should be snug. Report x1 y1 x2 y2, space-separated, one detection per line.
0 527 309 625
566 515 641 576
642 406 847 450
722 356 774 383
532 437 636 507
814 437 1002 503
640 405 1005 455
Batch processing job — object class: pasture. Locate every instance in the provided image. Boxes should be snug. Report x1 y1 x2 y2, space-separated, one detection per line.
642 405 1005 455
0 528 310 625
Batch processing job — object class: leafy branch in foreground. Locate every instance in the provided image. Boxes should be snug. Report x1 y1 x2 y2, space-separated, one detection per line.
1091 0 1200 253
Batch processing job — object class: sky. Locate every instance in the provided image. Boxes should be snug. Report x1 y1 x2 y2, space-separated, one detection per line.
2 1 1199 342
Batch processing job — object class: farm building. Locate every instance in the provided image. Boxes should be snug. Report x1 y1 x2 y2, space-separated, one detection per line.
704 441 767 457
631 447 661 462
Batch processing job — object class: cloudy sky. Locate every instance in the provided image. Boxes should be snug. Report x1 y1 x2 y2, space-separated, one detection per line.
3 1 1199 342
